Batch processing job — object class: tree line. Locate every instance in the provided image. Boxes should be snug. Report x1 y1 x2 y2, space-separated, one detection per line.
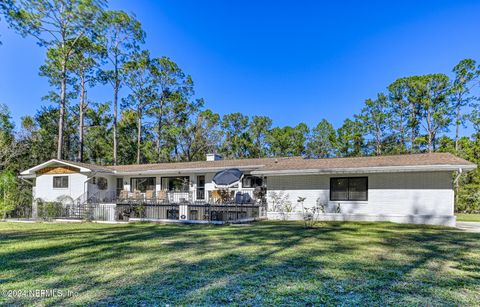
0 0 479 213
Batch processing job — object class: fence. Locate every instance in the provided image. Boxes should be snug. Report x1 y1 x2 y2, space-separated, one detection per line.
6 206 32 219
34 201 266 223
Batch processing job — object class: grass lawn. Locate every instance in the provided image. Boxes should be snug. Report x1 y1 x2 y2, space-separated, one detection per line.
456 213 480 222
0 221 479 305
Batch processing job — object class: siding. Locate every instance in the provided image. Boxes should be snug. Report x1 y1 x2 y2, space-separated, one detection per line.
35 173 88 202
266 171 454 216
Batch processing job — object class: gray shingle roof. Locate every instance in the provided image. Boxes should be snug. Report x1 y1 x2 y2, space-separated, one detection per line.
71 152 475 174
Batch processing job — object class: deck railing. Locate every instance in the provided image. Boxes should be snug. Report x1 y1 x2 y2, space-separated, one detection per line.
35 189 267 223
113 190 266 206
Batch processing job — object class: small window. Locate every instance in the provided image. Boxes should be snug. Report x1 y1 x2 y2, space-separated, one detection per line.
330 177 367 201
53 176 69 189
242 175 263 188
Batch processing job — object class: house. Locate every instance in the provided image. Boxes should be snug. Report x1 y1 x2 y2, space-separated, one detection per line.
19 152 476 226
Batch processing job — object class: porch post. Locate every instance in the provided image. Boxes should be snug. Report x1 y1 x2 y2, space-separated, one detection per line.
179 203 188 220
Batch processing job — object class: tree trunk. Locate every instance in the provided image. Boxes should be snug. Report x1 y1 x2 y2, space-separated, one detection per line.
136 110 142 164
156 98 164 162
426 111 433 153
409 102 416 153
455 103 461 152
113 66 119 165
57 62 67 160
78 73 85 162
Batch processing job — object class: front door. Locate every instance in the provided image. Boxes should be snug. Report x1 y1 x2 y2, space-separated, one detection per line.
196 175 205 200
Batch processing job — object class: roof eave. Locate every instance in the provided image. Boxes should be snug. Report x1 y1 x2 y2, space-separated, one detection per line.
251 164 477 176
112 165 265 175
20 159 93 175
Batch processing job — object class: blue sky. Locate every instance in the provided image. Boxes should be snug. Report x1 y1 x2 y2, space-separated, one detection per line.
1 0 480 135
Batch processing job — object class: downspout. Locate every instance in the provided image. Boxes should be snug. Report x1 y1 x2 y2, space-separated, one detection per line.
453 168 463 185
453 168 463 214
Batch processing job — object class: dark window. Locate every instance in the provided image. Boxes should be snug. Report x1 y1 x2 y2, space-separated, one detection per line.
242 175 263 188
196 175 205 200
161 176 190 192
53 176 69 189
330 177 367 201
116 178 124 196
130 177 156 192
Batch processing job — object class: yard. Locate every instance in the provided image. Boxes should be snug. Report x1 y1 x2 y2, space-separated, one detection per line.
0 221 479 305
456 213 480 222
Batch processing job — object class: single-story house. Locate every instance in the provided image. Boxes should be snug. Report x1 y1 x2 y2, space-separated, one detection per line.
19 152 476 226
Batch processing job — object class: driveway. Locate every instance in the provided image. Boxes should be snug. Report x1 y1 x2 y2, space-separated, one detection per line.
456 222 480 233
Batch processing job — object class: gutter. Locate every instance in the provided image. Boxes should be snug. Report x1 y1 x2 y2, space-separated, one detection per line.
113 165 265 176
251 164 477 176
18 176 35 185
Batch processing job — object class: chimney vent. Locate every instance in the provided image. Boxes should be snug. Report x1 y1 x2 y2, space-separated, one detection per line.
206 153 222 161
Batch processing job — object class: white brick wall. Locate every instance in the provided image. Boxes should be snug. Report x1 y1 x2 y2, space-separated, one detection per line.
266 171 454 217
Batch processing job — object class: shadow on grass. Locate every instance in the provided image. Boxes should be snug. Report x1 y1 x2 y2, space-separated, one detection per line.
0 221 479 305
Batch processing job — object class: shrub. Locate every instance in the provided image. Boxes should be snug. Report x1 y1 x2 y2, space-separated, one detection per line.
37 200 63 221
457 184 480 213
0 171 17 219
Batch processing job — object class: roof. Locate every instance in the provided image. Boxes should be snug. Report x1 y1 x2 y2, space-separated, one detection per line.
20 153 476 177
251 152 477 175
108 157 299 173
20 159 114 176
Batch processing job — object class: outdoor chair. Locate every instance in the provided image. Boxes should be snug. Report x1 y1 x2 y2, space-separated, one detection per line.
133 190 142 202
145 190 155 202
210 190 222 204
119 190 129 202
156 190 168 204
235 192 243 204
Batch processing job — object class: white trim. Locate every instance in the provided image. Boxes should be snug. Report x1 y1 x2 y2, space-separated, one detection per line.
251 164 476 176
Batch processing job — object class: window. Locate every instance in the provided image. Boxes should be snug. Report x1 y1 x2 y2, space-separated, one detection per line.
161 176 190 192
196 175 205 200
330 177 367 201
53 176 69 189
242 175 263 188
116 178 124 196
130 177 156 192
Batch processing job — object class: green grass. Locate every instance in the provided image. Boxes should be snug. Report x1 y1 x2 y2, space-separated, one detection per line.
456 213 480 222
0 221 479 306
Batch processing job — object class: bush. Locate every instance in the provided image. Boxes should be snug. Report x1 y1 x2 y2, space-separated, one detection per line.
37 200 63 221
0 171 17 219
457 184 480 213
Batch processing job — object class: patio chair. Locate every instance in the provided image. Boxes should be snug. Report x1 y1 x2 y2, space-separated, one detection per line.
156 190 168 204
133 190 142 202
119 190 129 202
243 193 252 204
145 190 155 202
210 190 222 204
235 191 243 204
